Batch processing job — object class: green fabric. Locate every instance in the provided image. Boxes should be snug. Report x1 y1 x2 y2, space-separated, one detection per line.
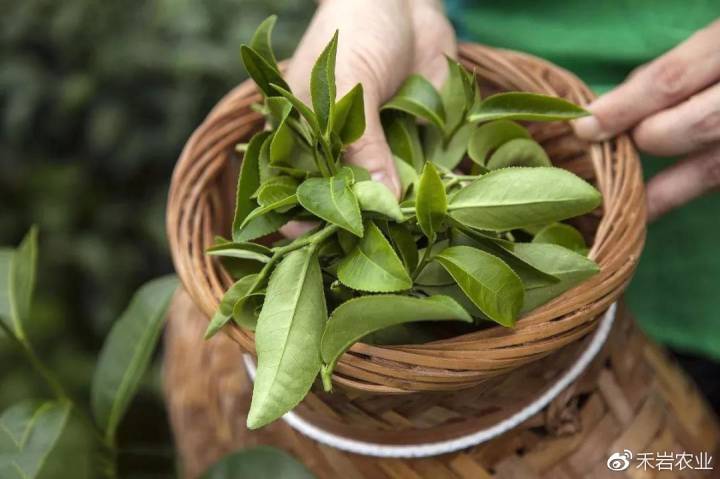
447 1 720 359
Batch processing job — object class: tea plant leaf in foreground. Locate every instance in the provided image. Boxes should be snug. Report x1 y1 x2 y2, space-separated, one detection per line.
311 31 338 133
532 223 588 253
352 181 403 221
256 176 299 209
448 167 601 231
202 446 315 479
205 274 259 339
441 57 471 133
486 138 551 170
297 175 363 236
435 245 523 327
513 243 599 312
385 222 418 272
333 83 365 144
469 92 589 123
232 132 271 241
393 155 419 199
382 74 445 130
320 295 472 390
0 400 71 479
467 119 531 166
424 122 474 171
0 228 37 340
248 248 326 429
270 84 321 134
337 222 411 292
384 113 424 172
416 162 447 242
240 195 298 231
91 276 178 441
206 242 271 264
240 45 290 98
249 15 279 71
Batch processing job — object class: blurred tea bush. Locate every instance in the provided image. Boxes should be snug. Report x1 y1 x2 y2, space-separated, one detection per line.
0 0 311 475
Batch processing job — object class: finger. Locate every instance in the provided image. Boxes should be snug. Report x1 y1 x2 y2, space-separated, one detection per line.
344 107 402 196
280 220 320 239
411 1 457 89
575 19 720 141
646 144 720 221
633 82 720 156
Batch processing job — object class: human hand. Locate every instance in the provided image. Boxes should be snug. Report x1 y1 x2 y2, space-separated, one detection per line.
574 19 720 221
282 0 456 237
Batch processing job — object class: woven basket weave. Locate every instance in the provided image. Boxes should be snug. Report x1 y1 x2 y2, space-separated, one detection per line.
166 43 646 394
164 291 720 478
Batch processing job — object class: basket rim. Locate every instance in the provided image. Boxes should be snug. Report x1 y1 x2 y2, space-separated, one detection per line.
166 42 646 393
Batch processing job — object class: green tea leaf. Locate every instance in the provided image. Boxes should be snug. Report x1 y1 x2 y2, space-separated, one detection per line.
235 212 292 242
240 45 290 98
386 222 418 272
469 92 589 123
265 97 293 129
467 120 531 165
0 400 71 479
333 83 365 144
393 155 419 199
311 30 338 133
514 243 599 312
415 259 454 286
240 195 298 230
297 175 363 237
270 84 321 134
249 16 279 71
269 117 318 173
425 122 473 170
337 221 411 292
233 132 271 241
207 242 271 264
448 167 602 231
247 248 327 429
486 138 551 170
352 181 403 221
416 162 447 242
201 446 315 479
256 176 298 211
441 57 469 133
344 164 371 182
532 223 588 253
382 74 445 130
91 276 178 440
320 295 471 389
383 113 425 172
205 274 259 339
435 245 523 327
0 228 38 340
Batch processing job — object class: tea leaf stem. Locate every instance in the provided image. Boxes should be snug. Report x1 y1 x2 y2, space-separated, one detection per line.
412 238 436 281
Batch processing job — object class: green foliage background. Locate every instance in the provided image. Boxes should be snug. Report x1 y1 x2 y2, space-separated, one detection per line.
0 0 311 476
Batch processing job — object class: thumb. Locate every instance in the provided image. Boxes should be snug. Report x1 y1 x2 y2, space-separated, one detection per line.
344 105 402 197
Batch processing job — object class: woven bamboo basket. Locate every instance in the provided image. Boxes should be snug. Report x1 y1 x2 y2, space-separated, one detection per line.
164 44 720 477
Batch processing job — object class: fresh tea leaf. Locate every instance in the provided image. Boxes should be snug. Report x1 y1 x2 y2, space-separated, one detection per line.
240 195 298 230
393 155 419 199
201 446 315 479
0 400 71 479
320 295 471 389
265 97 293 129
486 138 551 170
416 162 447 242
385 222 418 272
240 45 290 98
448 167 602 231
0 228 37 339
382 74 445 130
337 221 411 292
311 31 339 133
352 181 403 221
270 84 321 134
269 117 318 173
469 92 589 123
532 223 588 253
297 175 363 237
435 245 523 327
383 113 425 172
467 120 531 165
247 248 327 429
205 274 259 339
424 122 473 170
256 176 299 210
513 243 599 312
235 212 292 242
233 132 271 241
249 16 279 71
91 276 178 440
441 57 469 133
333 83 365 144
207 242 271 264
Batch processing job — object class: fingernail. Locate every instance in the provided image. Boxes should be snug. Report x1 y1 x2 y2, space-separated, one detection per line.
573 116 610 141
372 170 401 197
